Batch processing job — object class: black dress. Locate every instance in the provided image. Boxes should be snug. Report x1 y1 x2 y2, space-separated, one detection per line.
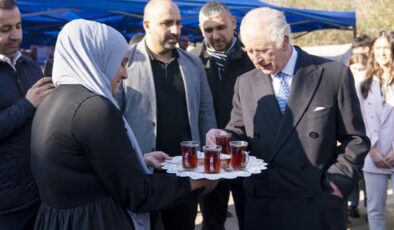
31 85 190 230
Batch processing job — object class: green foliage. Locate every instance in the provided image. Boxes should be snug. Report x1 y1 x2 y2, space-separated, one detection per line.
263 0 394 46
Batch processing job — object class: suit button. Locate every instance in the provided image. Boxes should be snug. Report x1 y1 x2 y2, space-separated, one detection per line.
309 132 319 139
306 196 314 204
254 132 260 138
151 147 155 151
300 164 308 170
152 122 156 127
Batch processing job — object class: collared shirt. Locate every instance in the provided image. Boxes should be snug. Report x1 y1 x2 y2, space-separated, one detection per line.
0 51 22 71
270 46 298 96
146 46 191 156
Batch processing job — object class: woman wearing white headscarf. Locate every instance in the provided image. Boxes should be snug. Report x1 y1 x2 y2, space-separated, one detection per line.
30 19 209 230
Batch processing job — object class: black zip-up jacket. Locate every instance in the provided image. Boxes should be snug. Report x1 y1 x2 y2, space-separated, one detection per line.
0 55 42 214
190 40 255 128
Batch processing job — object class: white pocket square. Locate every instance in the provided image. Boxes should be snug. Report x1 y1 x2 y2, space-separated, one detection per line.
313 107 326 112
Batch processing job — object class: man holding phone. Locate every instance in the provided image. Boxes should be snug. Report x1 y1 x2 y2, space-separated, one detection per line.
0 0 54 229
43 58 53 77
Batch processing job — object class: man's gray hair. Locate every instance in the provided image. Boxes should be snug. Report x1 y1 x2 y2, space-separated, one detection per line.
240 7 291 48
0 0 17 10
199 1 232 21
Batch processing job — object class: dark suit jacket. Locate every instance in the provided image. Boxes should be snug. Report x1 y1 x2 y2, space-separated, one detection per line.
226 47 370 230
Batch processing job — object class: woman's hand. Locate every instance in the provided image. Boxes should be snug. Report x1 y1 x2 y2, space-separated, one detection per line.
384 149 394 167
370 148 390 168
144 151 172 169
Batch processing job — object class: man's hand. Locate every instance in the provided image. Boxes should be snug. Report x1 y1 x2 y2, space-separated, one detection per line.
144 151 172 169
370 148 390 168
384 149 394 167
329 181 343 199
206 128 223 145
26 77 55 108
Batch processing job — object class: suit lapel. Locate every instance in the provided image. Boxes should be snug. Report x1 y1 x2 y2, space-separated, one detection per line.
137 41 157 117
252 71 282 134
270 49 322 160
381 85 394 124
177 52 193 124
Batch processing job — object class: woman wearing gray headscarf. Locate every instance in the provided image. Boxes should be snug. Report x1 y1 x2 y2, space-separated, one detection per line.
30 19 210 230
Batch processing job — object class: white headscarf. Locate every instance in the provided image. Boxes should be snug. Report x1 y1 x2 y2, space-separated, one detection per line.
52 19 151 230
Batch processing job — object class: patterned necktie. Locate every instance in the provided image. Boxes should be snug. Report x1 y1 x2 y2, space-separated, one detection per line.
276 72 289 114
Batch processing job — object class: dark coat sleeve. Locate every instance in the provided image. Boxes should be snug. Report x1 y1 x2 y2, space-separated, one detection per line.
72 96 190 212
0 98 35 141
0 57 41 141
326 67 370 196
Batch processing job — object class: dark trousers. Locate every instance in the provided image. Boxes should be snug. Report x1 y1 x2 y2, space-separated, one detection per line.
151 190 200 230
0 202 40 230
200 178 245 230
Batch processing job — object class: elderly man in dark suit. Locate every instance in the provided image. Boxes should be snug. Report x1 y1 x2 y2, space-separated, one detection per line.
207 7 370 230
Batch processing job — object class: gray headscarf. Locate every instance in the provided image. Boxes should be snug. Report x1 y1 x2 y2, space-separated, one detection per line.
52 19 150 230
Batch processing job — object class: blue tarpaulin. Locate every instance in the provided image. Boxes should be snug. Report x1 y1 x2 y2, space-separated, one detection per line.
17 0 356 47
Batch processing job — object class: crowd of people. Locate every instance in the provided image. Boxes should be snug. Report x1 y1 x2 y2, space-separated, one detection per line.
0 0 393 230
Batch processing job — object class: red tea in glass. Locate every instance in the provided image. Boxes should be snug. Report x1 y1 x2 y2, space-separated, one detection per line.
203 145 222 174
181 141 199 170
230 141 249 169
215 131 231 154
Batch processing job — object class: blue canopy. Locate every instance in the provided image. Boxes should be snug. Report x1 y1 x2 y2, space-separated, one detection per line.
18 0 356 47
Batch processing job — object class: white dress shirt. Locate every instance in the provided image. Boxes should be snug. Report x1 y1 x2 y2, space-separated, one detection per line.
0 51 22 71
270 46 298 96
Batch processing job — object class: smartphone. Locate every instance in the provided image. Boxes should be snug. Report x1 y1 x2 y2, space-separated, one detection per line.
43 59 54 77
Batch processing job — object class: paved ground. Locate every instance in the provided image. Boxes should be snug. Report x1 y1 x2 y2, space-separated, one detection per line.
195 182 393 230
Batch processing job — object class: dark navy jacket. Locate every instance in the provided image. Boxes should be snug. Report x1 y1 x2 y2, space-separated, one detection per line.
0 55 42 214
190 40 255 129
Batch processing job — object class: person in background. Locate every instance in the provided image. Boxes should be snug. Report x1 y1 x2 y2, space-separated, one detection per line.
117 1 216 230
349 53 368 75
355 29 394 230
352 34 372 55
31 19 214 230
190 2 254 230
346 52 369 221
206 7 370 230
178 34 190 50
349 37 371 218
0 0 54 229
